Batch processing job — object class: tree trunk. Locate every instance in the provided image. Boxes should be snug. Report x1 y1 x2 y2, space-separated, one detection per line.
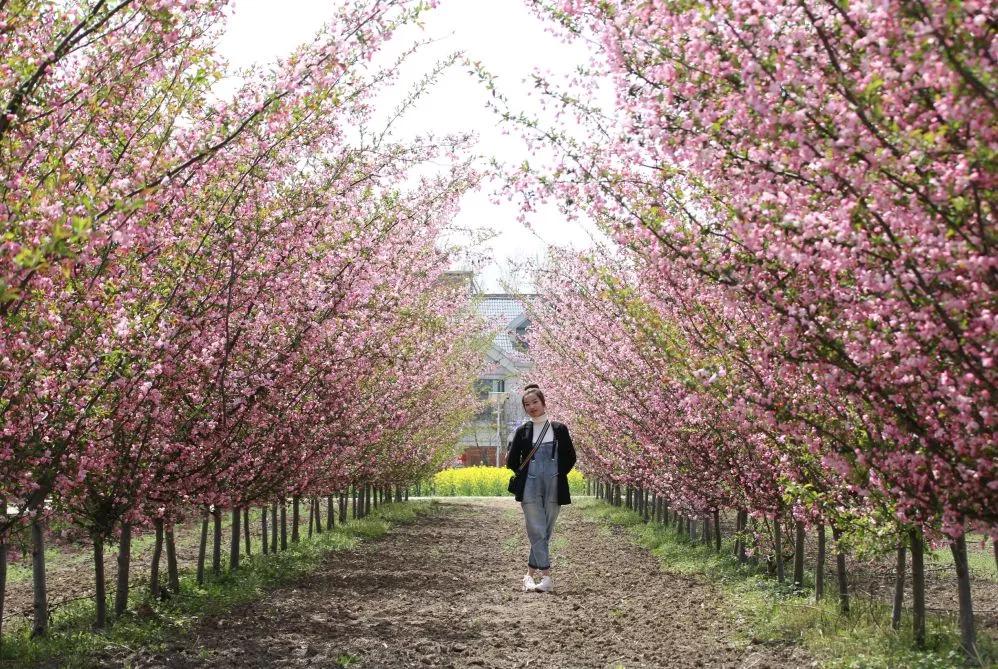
93 536 106 628
211 507 222 576
793 521 805 588
733 510 741 558
315 497 323 534
773 516 785 584
165 524 180 593
291 497 300 543
832 525 849 614
261 506 269 555
307 498 315 538
815 523 825 602
735 510 748 563
0 526 7 640
196 511 208 586
243 507 251 555
950 534 978 662
910 527 926 648
271 502 278 550
891 544 906 630
701 514 709 544
748 518 760 564
31 517 47 637
713 510 721 552
150 518 164 598
229 507 240 571
327 496 335 529
116 522 132 615
280 500 288 550
339 492 347 524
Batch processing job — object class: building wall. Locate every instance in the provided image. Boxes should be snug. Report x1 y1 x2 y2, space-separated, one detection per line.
452 291 534 468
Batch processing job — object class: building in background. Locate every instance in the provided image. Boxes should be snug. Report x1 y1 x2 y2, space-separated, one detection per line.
457 291 534 467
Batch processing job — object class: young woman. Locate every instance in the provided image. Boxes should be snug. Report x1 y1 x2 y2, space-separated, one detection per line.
505 384 577 593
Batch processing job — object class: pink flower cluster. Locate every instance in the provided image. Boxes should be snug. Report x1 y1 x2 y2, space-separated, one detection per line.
519 0 995 540
0 0 482 541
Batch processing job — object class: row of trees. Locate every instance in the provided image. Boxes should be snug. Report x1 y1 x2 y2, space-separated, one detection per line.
1 0 482 637
514 0 994 661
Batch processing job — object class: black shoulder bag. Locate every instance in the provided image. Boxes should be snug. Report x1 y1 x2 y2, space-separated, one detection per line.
507 420 551 499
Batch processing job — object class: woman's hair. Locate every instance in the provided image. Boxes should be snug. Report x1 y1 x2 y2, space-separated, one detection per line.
522 383 545 407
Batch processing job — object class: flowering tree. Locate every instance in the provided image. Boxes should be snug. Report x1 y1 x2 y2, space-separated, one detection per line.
511 0 994 658
0 0 483 637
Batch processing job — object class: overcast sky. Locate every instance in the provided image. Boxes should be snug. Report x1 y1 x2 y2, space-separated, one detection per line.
216 0 604 292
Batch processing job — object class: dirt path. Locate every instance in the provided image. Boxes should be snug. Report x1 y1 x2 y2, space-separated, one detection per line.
127 499 809 669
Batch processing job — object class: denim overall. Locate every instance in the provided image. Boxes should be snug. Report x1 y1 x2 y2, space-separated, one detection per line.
522 432 559 570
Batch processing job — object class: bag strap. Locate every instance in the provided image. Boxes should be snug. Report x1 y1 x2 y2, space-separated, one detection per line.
516 421 551 474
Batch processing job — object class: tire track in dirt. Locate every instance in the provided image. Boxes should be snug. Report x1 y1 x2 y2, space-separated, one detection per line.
129 499 809 668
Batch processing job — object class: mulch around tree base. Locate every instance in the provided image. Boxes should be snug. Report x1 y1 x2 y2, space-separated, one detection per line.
121 499 809 668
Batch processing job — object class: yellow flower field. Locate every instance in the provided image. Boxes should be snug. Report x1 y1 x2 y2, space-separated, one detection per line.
429 466 586 497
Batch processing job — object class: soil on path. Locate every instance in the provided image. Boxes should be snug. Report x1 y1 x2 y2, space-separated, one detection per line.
129 498 809 669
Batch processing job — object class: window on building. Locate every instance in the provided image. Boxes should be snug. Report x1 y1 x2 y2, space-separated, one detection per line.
513 325 529 352
495 379 505 392
473 379 491 400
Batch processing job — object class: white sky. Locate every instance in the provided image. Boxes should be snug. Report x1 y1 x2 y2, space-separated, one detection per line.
216 0 605 292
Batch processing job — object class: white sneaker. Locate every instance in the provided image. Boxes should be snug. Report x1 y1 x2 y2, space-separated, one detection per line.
522 574 537 592
534 575 553 593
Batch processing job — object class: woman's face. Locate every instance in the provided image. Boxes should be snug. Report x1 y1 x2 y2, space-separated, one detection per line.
522 393 545 418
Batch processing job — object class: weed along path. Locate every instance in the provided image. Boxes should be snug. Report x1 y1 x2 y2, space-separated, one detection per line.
134 498 807 669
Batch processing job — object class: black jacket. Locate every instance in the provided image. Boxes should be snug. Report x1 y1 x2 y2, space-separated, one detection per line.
505 420 577 505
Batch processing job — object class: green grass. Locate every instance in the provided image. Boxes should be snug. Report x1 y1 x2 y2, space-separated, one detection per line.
578 499 994 669
0 500 438 669
4 547 84 586
5 560 31 585
928 539 996 583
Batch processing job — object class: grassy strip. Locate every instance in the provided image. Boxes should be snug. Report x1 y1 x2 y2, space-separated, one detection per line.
0 500 438 669
577 498 994 669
